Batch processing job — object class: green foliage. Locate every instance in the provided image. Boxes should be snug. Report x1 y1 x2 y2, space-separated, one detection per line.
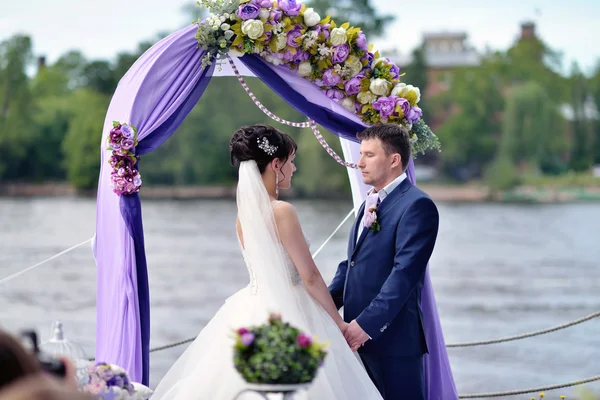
233 314 327 384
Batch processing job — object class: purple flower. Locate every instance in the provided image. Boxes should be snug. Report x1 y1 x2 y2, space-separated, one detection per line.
332 44 350 64
389 61 400 79
324 88 344 100
322 69 341 86
283 49 295 63
363 52 375 64
372 96 397 120
344 75 364 95
109 131 122 143
356 32 368 51
252 0 272 7
133 175 142 187
112 143 122 151
121 138 135 150
293 50 310 64
364 210 377 228
237 327 249 336
395 97 411 118
120 124 134 139
286 26 303 48
297 333 312 348
241 332 255 346
405 106 422 124
237 3 261 20
270 8 283 22
278 0 302 16
312 24 330 40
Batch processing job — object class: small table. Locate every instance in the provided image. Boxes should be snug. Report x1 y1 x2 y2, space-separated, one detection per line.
233 383 311 399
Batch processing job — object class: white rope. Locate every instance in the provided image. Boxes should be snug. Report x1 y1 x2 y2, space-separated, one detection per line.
0 238 93 286
311 207 356 259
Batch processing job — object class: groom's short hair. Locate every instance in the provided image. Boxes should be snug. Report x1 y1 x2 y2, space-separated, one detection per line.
357 124 411 171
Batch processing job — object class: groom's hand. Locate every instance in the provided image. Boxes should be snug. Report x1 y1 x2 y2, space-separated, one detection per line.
344 320 369 351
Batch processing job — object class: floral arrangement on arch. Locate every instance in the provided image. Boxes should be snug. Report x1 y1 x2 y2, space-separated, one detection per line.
233 313 328 384
107 122 143 196
81 362 153 400
195 0 441 156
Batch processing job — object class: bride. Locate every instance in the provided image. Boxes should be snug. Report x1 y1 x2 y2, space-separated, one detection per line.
151 124 382 399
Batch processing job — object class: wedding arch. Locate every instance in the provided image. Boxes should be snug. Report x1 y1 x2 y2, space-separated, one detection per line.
93 0 455 397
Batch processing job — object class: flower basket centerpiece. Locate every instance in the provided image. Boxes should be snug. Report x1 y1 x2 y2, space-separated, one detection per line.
233 313 328 394
81 362 153 400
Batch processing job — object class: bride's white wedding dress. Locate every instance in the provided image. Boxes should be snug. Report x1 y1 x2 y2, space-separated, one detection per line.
151 161 382 400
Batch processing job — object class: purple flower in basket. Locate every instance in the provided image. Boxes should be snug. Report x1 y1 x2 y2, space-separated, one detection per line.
372 96 397 120
332 44 350 64
322 69 341 86
344 74 364 95
356 31 368 51
278 0 302 16
405 106 422 124
297 333 312 348
241 332 255 346
237 3 261 20
286 26 303 48
396 97 411 118
324 88 344 100
120 124 134 139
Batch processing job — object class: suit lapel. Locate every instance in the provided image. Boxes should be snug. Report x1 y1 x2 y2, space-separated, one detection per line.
351 179 413 257
350 202 365 254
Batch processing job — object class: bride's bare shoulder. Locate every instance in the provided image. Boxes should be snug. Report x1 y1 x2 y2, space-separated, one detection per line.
272 201 300 226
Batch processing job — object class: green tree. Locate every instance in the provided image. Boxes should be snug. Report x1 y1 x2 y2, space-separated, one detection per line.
62 89 110 189
497 81 568 176
0 34 35 179
569 63 594 171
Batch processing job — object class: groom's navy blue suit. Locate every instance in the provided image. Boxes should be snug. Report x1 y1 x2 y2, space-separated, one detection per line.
329 177 439 400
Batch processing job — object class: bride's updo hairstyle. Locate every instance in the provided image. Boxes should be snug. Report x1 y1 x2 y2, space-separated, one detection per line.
230 124 297 173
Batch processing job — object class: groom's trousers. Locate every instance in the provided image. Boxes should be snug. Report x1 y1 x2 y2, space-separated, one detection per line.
359 353 424 400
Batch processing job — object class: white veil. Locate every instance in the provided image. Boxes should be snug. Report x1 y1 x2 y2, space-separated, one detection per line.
236 160 307 325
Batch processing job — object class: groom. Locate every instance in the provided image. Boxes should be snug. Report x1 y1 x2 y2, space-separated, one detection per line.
329 123 439 400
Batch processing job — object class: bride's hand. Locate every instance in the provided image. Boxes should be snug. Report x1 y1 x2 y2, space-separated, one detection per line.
337 321 349 334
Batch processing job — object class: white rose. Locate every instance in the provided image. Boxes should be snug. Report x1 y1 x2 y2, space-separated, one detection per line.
224 30 234 40
345 56 363 77
357 91 377 104
303 8 321 27
259 8 271 20
371 57 389 70
340 97 356 112
265 54 283 66
329 27 348 46
220 16 227 23
391 82 407 97
276 34 287 51
369 78 391 96
297 61 312 77
408 85 421 103
228 47 245 58
241 19 264 40
220 23 231 31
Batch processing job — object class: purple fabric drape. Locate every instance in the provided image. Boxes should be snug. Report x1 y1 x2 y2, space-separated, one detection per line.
95 23 456 397
95 24 213 384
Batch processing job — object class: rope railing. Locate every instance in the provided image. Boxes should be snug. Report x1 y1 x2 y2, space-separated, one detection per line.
446 310 600 348
0 237 93 287
458 375 600 398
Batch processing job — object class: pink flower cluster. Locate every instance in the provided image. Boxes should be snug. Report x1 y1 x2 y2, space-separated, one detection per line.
107 122 142 196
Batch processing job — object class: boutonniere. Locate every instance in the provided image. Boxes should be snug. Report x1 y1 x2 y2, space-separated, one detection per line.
364 204 381 232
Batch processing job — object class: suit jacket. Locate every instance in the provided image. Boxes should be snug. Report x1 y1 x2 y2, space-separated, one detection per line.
329 178 439 357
